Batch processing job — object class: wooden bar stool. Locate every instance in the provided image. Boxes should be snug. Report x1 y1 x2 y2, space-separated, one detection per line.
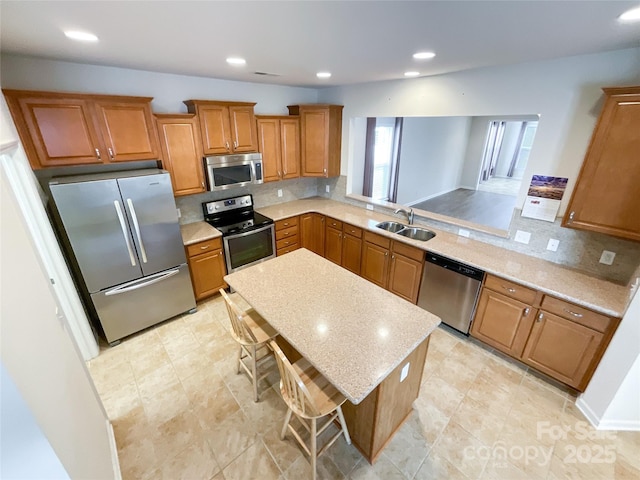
270 340 351 480
219 289 278 402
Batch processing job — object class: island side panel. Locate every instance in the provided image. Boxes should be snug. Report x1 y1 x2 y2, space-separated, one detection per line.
343 336 430 463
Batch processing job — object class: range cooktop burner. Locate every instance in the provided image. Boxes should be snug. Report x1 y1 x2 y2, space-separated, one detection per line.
202 194 273 236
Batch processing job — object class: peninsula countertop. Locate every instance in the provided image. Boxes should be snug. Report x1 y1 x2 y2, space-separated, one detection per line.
181 197 632 318
224 248 441 404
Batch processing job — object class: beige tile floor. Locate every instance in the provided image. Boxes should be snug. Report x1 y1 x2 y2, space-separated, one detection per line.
88 294 640 480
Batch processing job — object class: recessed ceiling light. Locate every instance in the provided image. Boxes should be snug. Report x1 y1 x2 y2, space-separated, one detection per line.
226 57 246 66
404 71 420 77
317 72 332 79
413 52 436 60
64 30 98 42
619 6 640 21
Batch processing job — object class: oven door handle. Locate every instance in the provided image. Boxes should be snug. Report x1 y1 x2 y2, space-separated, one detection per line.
224 223 274 240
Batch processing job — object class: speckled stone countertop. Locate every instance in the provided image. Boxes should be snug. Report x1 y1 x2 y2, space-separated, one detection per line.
225 248 441 404
180 222 221 246
182 197 632 317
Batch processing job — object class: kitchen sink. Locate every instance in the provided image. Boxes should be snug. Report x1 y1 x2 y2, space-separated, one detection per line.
375 221 406 233
375 222 436 242
396 227 436 241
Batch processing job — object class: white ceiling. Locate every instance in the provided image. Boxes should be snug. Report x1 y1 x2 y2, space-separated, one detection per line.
1 1 639 88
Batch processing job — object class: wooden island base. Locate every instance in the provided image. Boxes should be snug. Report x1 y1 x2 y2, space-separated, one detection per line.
276 336 430 464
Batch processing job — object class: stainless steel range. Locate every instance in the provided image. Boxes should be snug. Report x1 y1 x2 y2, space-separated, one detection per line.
203 194 275 273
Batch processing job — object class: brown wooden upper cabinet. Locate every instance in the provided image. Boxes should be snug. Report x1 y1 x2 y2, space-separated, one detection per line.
256 115 300 182
184 100 258 155
155 114 206 196
562 86 640 241
287 104 343 178
3 89 160 169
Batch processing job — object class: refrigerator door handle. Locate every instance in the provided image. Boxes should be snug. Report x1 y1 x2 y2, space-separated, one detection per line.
113 200 137 267
126 198 148 263
104 269 180 296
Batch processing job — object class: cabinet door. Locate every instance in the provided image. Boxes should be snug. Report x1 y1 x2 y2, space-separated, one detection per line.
312 214 326 256
256 118 282 182
361 241 390 288
470 289 536 358
228 105 258 153
10 95 103 168
280 118 300 179
189 250 227 300
300 213 325 256
156 115 205 196
92 100 159 162
300 109 328 176
522 311 604 390
388 253 422 303
198 104 232 154
342 234 362 275
562 87 640 241
325 226 342 265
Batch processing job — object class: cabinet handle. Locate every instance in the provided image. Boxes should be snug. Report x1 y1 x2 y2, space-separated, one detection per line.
108 147 114 160
502 285 516 293
385 252 388 256
563 309 584 318
523 307 530 316
283 168 287 175
278 171 282 178
321 218 324 222
339 233 342 238
323 168 327 175
200 245 210 250
225 141 230 151
233 140 238 149
283 222 289 226
569 211 575 222
95 148 101 160
537 313 544 322
201 182 205 189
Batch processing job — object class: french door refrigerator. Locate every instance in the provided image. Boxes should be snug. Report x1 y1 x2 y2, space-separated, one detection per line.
49 169 195 345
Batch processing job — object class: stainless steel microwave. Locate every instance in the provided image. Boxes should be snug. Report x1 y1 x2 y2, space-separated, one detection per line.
204 153 264 191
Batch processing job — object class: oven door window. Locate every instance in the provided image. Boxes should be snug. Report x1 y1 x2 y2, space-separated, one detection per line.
226 227 274 270
213 164 252 187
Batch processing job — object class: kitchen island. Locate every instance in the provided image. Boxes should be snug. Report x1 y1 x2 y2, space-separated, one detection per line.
224 248 441 463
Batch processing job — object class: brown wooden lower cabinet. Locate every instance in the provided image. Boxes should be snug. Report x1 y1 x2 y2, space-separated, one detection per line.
342 337 430 463
387 242 424 304
341 228 362 275
361 232 391 288
185 238 227 300
300 213 325 256
324 224 343 265
470 273 618 391
275 216 300 256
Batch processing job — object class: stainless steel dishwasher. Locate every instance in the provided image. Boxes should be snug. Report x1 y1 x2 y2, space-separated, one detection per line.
417 252 485 335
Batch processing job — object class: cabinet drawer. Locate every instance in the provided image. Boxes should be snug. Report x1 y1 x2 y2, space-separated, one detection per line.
484 274 537 305
277 236 299 250
540 296 611 333
275 216 298 231
364 231 391 249
327 218 343 230
392 241 424 262
186 237 222 257
275 225 299 240
343 224 362 238
277 244 300 256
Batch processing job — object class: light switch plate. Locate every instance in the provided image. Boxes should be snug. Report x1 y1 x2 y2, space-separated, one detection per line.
325 185 330 193
547 239 559 251
277 189 283 198
599 250 616 265
514 230 531 244
400 363 410 382
458 228 470 238
366 204 374 211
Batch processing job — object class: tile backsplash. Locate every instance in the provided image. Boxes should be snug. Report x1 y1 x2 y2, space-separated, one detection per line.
177 175 640 286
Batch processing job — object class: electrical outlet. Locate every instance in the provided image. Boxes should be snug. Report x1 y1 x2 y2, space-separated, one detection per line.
547 239 559 251
366 204 374 211
599 250 616 265
176 208 181 218
514 230 531 244
325 185 330 193
277 189 283 198
458 228 470 238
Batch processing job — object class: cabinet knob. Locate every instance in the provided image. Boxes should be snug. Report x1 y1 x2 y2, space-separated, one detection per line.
385 252 388 256
323 168 327 175
523 307 530 316
225 141 230 151
108 147 114 160
201 182 205 189
502 285 516 293
233 140 238 149
537 313 544 322
95 148 101 160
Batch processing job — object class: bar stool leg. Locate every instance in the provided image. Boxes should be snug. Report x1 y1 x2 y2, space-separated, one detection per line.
280 409 292 440
251 345 258 402
311 417 317 480
236 346 242 374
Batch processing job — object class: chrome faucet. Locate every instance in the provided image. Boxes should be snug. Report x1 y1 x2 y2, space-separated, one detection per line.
394 207 414 225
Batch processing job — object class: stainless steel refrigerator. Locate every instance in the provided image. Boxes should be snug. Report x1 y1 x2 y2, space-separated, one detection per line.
49 169 195 345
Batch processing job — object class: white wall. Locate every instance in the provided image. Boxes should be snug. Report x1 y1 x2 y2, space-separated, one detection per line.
578 286 640 430
0 54 318 114
1 157 117 478
460 117 489 189
396 116 470 205
318 47 640 214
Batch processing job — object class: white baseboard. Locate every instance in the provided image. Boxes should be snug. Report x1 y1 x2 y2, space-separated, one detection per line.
107 420 122 480
405 187 459 206
575 397 640 431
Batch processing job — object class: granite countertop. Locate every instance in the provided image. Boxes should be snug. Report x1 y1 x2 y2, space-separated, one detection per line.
180 221 221 246
181 197 632 318
224 248 440 404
